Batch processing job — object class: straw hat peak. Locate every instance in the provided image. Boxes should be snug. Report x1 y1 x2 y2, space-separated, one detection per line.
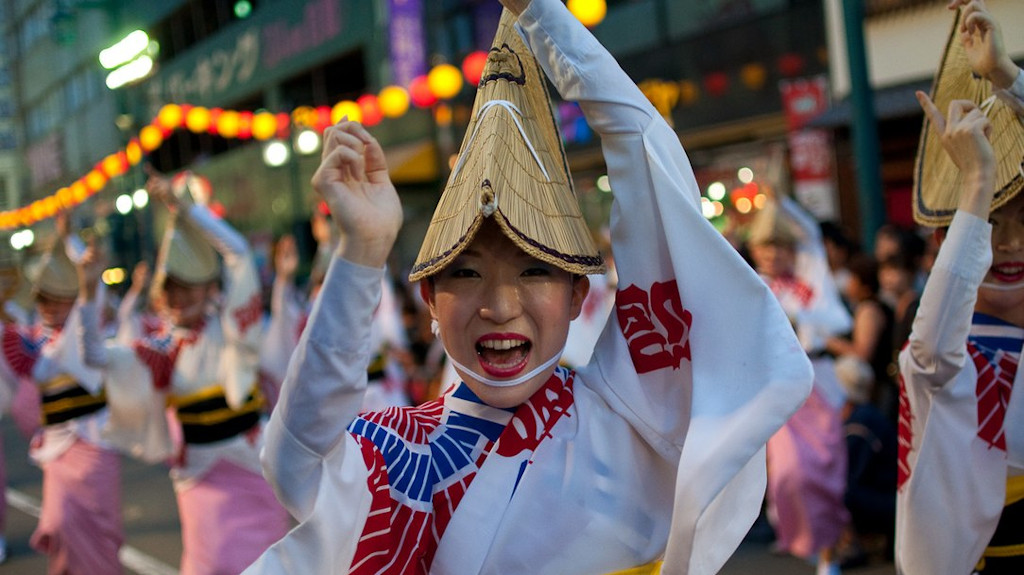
913 8 1024 226
409 8 604 281
30 239 78 300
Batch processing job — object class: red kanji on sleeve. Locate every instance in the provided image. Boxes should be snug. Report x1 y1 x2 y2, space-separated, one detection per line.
616 280 692 374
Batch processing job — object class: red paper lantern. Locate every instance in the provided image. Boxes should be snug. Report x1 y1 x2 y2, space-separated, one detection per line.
237 111 254 139
703 72 729 97
777 53 806 77
358 94 383 126
462 51 489 86
409 75 436 108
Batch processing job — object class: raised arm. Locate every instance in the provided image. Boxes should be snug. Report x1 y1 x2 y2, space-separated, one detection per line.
261 121 402 519
902 93 996 385
507 2 812 572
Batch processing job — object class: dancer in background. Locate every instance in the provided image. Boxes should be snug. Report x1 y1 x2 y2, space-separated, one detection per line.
78 170 289 575
748 195 852 575
0 215 123 574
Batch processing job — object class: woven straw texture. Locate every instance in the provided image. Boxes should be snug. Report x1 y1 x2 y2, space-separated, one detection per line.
31 241 78 299
151 212 219 300
408 9 604 281
913 9 1024 226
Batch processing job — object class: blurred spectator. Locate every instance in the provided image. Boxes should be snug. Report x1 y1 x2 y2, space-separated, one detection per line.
834 355 897 567
821 221 858 311
826 254 896 417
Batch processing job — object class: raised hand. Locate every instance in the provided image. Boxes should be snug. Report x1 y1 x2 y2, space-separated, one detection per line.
948 0 1018 90
127 261 150 297
274 235 299 279
144 164 185 212
917 91 996 218
77 238 108 301
311 121 401 269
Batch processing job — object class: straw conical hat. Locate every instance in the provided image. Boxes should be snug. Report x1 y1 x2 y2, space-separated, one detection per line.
151 212 220 299
913 8 1024 226
30 239 79 300
747 199 799 247
408 9 604 281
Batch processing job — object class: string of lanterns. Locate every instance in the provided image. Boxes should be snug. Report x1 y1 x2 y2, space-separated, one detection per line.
0 52 494 231
1 0 810 233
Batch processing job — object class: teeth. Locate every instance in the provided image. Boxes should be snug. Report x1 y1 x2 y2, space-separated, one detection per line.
479 339 525 351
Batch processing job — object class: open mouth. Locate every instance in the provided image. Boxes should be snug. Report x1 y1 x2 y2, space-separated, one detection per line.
475 335 532 378
991 262 1024 284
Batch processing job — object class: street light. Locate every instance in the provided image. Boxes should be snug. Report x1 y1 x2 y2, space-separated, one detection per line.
262 140 291 167
100 30 159 90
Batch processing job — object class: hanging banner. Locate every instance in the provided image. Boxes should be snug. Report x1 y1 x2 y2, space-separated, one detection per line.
780 76 837 220
389 0 426 87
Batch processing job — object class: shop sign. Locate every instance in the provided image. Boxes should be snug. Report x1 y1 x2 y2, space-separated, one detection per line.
146 0 372 108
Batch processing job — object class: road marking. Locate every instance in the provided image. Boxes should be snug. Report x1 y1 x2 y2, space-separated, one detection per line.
6 487 180 575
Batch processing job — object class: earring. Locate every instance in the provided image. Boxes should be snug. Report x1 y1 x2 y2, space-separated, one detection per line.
430 318 440 338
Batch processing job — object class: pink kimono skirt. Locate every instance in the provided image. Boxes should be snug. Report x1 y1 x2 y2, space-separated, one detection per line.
766 386 849 558
31 439 123 575
177 459 290 575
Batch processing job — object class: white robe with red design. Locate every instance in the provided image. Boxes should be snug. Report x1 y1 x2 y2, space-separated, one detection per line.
247 1 812 573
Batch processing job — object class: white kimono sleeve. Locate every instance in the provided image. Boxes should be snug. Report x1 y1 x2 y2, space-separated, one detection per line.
79 300 174 463
516 1 813 572
896 211 1003 575
186 205 263 409
259 256 381 523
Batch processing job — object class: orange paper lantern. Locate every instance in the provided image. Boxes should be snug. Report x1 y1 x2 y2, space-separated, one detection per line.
567 0 607 28
378 86 410 118
217 110 241 138
70 180 89 203
252 112 278 140
56 187 74 208
139 125 164 152
740 63 767 90
331 100 363 125
461 51 489 86
157 104 184 130
186 106 212 133
125 139 143 165
427 64 463 100
85 169 108 193
409 75 437 108
101 152 128 178
678 79 699 105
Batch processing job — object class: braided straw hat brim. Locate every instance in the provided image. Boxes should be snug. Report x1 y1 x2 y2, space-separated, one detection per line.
408 9 604 282
913 9 1024 227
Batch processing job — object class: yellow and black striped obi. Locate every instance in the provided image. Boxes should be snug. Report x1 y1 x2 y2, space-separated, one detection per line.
39 374 107 426
976 476 1024 574
169 385 263 445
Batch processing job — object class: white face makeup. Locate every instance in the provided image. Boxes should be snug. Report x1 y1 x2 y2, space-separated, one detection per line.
424 221 588 408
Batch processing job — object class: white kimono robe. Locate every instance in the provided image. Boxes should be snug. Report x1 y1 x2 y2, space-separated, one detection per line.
896 211 1024 574
81 203 266 484
247 0 812 573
